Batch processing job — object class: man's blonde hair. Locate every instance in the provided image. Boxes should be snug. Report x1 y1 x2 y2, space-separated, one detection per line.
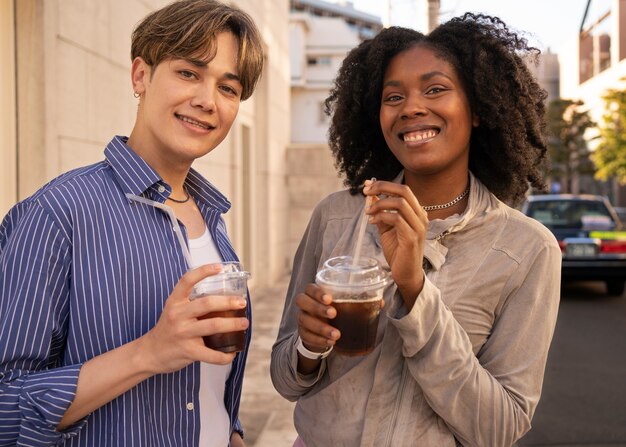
131 0 264 100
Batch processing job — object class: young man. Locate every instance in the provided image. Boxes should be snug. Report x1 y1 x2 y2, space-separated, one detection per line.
0 1 263 445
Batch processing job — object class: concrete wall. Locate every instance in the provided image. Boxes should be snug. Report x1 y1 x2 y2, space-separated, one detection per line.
286 143 344 259
10 0 291 286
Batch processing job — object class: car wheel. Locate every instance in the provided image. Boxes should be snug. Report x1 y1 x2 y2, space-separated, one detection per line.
605 280 625 296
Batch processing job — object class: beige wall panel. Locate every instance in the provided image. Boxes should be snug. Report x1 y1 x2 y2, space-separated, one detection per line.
16 0 47 198
109 0 160 67
0 0 17 217
56 41 89 140
86 53 135 141
58 0 109 55
59 137 105 173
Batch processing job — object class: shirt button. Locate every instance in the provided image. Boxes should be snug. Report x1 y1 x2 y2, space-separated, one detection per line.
186 402 194 411
158 185 166 193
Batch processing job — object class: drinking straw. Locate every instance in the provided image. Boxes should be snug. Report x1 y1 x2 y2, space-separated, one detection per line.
126 193 193 270
350 178 376 277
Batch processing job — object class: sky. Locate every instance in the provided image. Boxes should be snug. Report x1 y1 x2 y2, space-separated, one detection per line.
335 0 607 55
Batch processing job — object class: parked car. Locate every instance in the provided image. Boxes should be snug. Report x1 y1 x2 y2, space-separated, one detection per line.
522 194 626 296
613 206 626 225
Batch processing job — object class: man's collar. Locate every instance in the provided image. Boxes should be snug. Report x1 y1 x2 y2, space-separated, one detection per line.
105 136 162 196
105 136 230 214
186 168 230 214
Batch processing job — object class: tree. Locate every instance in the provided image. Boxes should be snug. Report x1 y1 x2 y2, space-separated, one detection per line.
592 87 626 183
546 99 595 193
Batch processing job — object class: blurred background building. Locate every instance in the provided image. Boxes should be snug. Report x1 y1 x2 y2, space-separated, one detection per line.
561 0 626 203
286 0 382 256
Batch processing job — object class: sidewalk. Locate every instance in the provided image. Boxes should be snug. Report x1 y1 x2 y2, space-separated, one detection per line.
239 278 298 447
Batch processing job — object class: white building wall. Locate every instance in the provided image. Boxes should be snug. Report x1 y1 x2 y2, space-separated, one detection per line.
291 90 330 143
290 14 309 86
571 59 626 123
557 0 626 203
302 16 358 88
290 14 359 144
10 0 291 286
561 0 626 126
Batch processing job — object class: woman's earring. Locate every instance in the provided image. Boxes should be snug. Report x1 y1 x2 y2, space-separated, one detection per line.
133 91 140 98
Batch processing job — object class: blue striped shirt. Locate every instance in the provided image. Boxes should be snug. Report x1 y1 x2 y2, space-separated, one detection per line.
0 136 251 446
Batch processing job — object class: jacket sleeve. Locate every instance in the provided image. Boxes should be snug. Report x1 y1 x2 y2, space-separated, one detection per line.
388 239 561 446
270 199 330 401
0 202 86 446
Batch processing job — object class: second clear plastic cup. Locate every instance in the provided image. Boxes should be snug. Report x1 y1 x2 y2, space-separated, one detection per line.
190 262 250 353
315 256 389 356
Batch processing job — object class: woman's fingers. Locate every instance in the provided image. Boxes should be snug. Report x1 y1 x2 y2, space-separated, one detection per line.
295 284 339 348
299 324 338 349
364 181 421 213
298 284 336 317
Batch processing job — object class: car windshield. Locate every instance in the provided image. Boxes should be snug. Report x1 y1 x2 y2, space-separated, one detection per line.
527 199 615 229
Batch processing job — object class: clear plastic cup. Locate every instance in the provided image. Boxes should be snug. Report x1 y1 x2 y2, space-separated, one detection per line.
190 262 250 353
316 256 389 356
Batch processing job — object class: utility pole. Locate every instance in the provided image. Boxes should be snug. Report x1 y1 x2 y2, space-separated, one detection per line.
386 0 440 31
385 0 391 28
426 0 440 32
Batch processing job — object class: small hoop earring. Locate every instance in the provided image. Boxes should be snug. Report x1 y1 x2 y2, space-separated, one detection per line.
133 91 140 98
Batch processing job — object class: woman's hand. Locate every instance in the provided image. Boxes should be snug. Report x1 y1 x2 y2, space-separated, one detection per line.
294 283 340 373
138 264 249 374
363 179 428 310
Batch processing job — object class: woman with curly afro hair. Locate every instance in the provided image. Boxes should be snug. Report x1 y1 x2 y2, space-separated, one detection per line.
271 13 561 447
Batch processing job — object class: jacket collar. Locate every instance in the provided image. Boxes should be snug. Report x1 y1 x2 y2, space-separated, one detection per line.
389 171 494 271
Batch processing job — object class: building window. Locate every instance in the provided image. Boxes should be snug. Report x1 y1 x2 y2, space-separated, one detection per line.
579 8 612 83
307 56 331 66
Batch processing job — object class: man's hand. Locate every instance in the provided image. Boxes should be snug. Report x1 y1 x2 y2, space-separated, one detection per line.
138 263 249 374
58 263 249 429
230 431 246 447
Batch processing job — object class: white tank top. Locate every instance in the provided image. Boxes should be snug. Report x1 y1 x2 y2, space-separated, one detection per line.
188 226 231 447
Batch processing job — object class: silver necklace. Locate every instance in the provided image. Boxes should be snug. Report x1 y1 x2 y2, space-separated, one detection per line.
422 186 470 211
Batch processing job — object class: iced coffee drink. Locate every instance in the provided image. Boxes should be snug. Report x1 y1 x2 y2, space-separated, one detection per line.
316 256 388 356
190 262 250 353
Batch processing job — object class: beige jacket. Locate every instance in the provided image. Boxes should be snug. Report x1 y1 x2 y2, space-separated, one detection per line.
270 173 561 447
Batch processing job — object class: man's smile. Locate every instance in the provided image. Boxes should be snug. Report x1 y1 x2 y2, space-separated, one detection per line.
175 113 214 130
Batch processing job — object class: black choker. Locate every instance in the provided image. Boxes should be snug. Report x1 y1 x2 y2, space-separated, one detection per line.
166 188 190 204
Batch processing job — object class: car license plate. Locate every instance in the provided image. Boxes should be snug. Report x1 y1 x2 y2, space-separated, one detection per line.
566 243 597 257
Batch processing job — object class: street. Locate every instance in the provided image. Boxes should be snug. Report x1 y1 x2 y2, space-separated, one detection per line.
520 281 626 447
241 279 626 446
